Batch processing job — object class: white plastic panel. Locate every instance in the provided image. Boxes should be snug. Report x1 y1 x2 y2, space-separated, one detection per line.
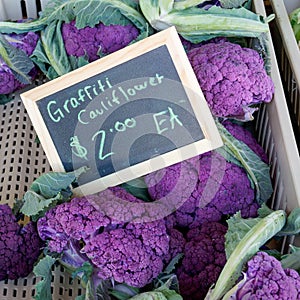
0 0 23 21
24 0 38 19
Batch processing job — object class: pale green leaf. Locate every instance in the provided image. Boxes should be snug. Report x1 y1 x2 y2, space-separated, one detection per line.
0 19 46 34
174 0 208 10
20 190 62 217
159 0 175 14
216 121 273 204
219 0 249 9
0 34 34 84
225 204 277 258
276 207 300 236
30 166 88 198
139 0 161 26
290 8 300 43
281 245 300 272
41 0 149 33
257 203 274 218
225 212 259 258
33 256 57 300
0 94 12 104
163 254 184 275
33 20 72 79
141 5 269 43
129 292 168 300
129 276 182 300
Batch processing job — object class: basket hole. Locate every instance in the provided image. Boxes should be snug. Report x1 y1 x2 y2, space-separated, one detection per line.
59 287 64 295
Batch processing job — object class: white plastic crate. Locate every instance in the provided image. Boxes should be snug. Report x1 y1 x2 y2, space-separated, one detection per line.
0 0 300 299
0 0 49 20
269 0 300 150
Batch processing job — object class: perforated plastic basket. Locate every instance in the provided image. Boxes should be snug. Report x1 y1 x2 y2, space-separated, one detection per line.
269 0 300 151
0 0 300 299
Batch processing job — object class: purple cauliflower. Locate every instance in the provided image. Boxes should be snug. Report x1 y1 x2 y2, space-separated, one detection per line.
188 39 274 120
146 151 256 228
37 196 110 253
0 204 43 280
231 251 300 299
176 222 227 300
62 21 139 62
37 186 170 288
82 226 167 287
0 32 39 97
145 120 268 228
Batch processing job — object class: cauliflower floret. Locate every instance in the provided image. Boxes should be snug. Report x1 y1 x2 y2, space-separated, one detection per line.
62 21 139 62
176 222 227 300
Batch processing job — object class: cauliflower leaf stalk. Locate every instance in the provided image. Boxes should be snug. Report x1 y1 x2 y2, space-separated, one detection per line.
204 208 286 300
216 120 273 204
140 0 272 44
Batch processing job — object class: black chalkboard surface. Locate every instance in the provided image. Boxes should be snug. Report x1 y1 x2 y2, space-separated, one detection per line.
21 27 222 196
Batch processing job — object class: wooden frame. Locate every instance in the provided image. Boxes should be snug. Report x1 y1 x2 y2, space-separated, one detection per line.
21 26 223 196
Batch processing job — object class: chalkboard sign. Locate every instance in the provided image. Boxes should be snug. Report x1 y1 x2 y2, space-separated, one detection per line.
21 27 222 196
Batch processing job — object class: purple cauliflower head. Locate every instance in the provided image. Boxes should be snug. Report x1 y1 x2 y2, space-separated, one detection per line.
38 187 170 288
188 39 274 120
233 251 300 299
82 224 168 288
146 150 257 229
37 196 110 253
62 21 139 62
0 204 43 280
176 222 227 300
83 187 170 287
145 121 267 228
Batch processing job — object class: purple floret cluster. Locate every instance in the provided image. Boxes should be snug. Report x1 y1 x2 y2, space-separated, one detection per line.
62 21 139 62
145 121 263 230
188 39 274 120
234 252 300 299
176 222 227 300
37 187 170 288
38 196 110 253
0 204 43 280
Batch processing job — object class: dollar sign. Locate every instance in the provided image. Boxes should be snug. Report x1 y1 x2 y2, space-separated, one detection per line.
70 136 88 160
